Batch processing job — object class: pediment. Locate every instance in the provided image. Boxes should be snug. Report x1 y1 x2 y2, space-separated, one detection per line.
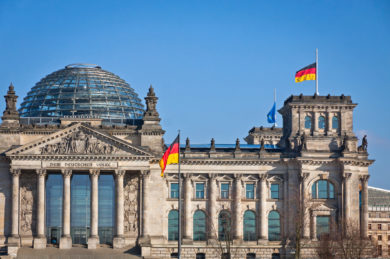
242 175 258 182
191 174 208 181
6 123 154 158
311 203 336 212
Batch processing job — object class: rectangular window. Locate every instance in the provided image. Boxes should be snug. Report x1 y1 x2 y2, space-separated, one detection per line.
378 224 382 230
196 183 205 199
378 235 382 241
170 183 179 198
316 216 330 239
246 184 254 199
378 245 382 256
221 183 230 199
368 224 372 230
271 184 279 199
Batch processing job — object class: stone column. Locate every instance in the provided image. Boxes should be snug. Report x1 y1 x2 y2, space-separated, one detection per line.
113 169 126 248
208 174 217 239
259 173 268 241
313 112 319 135
233 175 242 240
9 169 21 245
311 212 317 240
60 169 72 249
283 175 288 240
327 111 332 135
183 174 192 242
139 170 149 239
33 169 47 248
88 169 100 249
300 172 310 239
360 175 369 238
343 173 351 230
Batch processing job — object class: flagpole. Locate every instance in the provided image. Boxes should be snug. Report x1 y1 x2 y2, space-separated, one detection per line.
177 130 182 259
273 88 276 127
316 48 319 95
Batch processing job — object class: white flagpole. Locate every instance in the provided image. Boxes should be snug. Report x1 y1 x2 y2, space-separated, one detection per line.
274 88 276 127
177 130 182 259
316 48 319 95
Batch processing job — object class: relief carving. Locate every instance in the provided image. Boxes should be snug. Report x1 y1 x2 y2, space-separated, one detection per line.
41 130 119 155
20 173 37 236
123 174 139 235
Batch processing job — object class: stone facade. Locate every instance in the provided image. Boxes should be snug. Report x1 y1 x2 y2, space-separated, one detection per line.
0 79 377 259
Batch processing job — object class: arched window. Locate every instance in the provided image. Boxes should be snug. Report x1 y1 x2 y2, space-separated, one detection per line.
243 210 256 241
305 116 312 129
268 211 280 241
193 210 206 241
218 211 231 241
312 180 335 199
318 116 325 129
332 116 339 129
168 210 179 241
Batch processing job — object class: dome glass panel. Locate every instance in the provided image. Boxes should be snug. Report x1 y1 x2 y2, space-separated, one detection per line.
19 64 144 123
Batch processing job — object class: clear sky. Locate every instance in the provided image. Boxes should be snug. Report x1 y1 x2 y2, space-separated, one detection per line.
0 0 389 188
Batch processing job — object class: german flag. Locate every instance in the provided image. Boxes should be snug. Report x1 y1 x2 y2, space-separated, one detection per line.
295 63 316 83
159 135 179 177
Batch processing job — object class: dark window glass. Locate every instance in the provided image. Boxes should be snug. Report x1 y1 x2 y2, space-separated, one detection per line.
46 174 63 244
221 183 230 199
196 183 205 199
193 210 206 241
246 184 254 199
243 211 256 241
378 235 382 240
268 211 281 241
168 210 179 241
305 116 312 129
332 116 339 129
218 211 231 241
312 180 334 199
316 216 330 239
378 224 382 230
271 184 279 199
246 253 256 259
98 174 115 244
196 253 206 259
318 116 325 129
171 183 179 198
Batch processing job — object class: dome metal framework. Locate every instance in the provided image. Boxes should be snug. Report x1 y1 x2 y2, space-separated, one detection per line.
19 64 144 124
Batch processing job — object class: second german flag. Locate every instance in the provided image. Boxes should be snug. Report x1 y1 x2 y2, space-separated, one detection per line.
295 63 316 83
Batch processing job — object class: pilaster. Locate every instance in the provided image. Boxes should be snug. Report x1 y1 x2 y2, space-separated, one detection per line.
258 173 268 241
183 174 193 243
360 175 369 238
208 174 217 239
8 169 21 246
60 169 72 249
233 174 243 241
88 169 100 249
113 169 126 248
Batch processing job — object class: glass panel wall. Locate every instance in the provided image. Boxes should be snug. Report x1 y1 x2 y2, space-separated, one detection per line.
46 174 63 245
71 174 91 245
98 174 115 244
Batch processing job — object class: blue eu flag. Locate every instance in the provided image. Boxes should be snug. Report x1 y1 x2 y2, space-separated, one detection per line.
267 102 276 124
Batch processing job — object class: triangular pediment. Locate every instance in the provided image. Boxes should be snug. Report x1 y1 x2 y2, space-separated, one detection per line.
311 203 336 212
6 123 154 158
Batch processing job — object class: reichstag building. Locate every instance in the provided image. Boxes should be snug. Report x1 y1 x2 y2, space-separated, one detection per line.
0 64 374 258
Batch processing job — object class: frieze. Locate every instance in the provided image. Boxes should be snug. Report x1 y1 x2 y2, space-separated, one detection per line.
123 174 139 235
20 173 37 236
40 130 119 155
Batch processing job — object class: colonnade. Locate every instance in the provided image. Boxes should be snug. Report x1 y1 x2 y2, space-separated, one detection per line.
9 168 132 249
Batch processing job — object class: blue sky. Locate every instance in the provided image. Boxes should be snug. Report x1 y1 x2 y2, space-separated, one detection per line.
0 0 389 188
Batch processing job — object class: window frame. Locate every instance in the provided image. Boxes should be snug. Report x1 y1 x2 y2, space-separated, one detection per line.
193 210 207 241
170 182 179 199
220 182 230 199
316 215 330 239
332 115 339 130
168 210 179 241
312 180 335 199
245 183 255 199
318 115 326 130
195 182 206 199
268 210 281 241
270 183 280 200
243 210 257 241
304 115 312 129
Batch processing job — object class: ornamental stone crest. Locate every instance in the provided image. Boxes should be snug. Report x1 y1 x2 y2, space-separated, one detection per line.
20 173 37 236
41 130 119 155
124 174 139 235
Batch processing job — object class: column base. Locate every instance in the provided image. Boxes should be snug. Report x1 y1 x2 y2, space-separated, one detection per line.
7 245 19 257
7 236 20 247
113 236 125 249
33 236 47 249
257 238 268 245
59 236 72 249
182 237 193 245
87 236 99 249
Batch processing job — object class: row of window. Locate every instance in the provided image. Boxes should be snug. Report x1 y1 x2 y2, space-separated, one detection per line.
168 210 331 242
171 252 273 259
304 115 339 130
170 180 335 200
368 223 390 231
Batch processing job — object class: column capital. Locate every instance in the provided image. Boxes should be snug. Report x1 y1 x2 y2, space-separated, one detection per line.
208 173 217 180
343 172 352 181
61 169 72 177
234 173 242 180
140 170 150 177
359 174 370 182
258 173 268 181
36 169 47 177
10 168 21 176
299 172 310 182
183 173 192 179
114 169 126 177
89 169 100 176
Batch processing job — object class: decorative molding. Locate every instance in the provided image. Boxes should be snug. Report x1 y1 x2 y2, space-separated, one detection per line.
181 159 278 166
10 168 21 176
359 174 370 182
89 169 100 176
124 174 139 235
259 173 268 181
35 169 47 177
114 169 126 177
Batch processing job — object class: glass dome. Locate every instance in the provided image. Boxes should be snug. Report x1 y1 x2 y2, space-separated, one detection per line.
19 64 144 123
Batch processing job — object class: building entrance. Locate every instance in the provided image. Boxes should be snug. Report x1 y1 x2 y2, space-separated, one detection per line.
71 174 91 245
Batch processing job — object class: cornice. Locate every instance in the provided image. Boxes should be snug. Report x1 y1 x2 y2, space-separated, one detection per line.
337 157 374 167
179 158 280 166
7 154 152 161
